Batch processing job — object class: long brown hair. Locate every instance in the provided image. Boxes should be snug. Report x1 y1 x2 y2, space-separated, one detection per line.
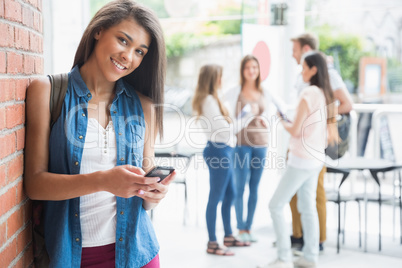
304 52 340 145
192 64 231 123
73 0 166 136
240 55 263 93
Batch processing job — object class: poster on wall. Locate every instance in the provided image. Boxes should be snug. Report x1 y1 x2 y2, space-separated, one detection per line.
241 24 289 153
241 23 285 97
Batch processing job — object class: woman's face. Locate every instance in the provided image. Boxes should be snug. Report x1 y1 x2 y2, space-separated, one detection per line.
93 18 151 82
243 60 259 83
302 61 317 83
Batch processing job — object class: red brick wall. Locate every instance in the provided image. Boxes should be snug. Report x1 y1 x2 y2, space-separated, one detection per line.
0 0 43 267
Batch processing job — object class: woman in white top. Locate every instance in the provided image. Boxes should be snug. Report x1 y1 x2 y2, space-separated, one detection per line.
192 64 251 256
224 55 271 243
260 52 339 268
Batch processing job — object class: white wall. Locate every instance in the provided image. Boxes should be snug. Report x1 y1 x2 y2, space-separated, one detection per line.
43 0 91 74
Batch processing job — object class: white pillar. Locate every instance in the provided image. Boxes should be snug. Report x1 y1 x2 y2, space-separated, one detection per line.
276 0 305 162
283 0 305 103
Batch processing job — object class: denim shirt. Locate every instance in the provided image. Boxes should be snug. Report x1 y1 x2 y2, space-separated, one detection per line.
44 65 159 267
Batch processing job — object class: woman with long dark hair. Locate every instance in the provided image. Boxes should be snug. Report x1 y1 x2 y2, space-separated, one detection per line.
25 1 175 267
260 52 338 268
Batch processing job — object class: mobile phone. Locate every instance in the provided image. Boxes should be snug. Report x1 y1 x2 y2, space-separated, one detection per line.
145 166 175 182
278 110 291 123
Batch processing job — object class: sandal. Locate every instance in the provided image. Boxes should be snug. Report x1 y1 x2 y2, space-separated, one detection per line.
206 241 235 256
223 235 251 247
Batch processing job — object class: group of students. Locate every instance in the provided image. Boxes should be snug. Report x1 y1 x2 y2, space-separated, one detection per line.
23 0 353 267
192 55 270 255
193 33 353 268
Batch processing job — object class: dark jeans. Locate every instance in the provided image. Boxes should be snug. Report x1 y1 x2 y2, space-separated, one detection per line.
234 146 267 230
203 141 235 242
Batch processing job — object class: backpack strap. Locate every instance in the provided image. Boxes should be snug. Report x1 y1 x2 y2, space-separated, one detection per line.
48 73 68 128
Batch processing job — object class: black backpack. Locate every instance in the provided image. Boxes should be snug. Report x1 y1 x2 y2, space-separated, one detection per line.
32 73 69 267
48 73 69 127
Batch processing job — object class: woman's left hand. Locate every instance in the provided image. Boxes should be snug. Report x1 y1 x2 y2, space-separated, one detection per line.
256 116 267 128
141 171 177 207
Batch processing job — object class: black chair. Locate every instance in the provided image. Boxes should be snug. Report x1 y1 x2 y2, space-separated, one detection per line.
151 151 192 225
353 166 402 250
326 190 362 250
327 163 402 252
326 167 362 253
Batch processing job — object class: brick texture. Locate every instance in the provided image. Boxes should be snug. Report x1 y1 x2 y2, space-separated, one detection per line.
7 52 23 74
0 164 5 187
4 0 21 23
0 107 5 130
0 79 15 102
0 23 13 47
0 0 5 18
15 27 30 51
0 133 15 159
6 103 25 128
7 154 24 182
1 0 43 267
0 51 5 73
15 79 28 100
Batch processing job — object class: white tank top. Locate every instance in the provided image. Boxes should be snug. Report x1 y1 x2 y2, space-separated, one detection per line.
79 118 117 248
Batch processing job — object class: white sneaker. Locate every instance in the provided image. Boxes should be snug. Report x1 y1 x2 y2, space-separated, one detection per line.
237 232 251 242
292 248 303 257
257 259 294 268
293 257 317 268
248 232 258 242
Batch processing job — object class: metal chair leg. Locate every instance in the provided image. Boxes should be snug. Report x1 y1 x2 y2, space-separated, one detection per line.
343 202 347 244
337 191 341 253
399 170 402 245
379 184 382 251
183 181 188 226
358 200 362 248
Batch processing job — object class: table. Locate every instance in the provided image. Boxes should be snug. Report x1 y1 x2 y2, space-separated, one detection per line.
326 157 402 252
154 145 204 225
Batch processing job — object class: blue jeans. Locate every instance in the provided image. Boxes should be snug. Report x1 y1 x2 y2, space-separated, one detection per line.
269 165 322 263
203 141 235 242
234 146 267 231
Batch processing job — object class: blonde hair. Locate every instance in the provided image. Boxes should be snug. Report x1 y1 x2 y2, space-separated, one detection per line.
240 55 263 93
192 64 231 123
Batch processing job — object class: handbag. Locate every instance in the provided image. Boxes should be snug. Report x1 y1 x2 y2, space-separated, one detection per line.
325 113 351 160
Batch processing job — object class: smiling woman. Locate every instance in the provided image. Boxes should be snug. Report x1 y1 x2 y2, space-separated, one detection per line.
24 1 174 267
86 18 152 85
223 55 270 243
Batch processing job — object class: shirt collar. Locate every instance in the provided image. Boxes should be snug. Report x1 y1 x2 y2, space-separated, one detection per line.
70 65 132 98
116 78 132 98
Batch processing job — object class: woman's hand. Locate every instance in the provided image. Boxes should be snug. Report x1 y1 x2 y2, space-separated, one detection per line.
141 171 177 210
101 165 160 198
255 115 268 128
279 100 308 137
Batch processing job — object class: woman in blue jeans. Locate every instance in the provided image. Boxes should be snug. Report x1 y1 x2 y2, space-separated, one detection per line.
192 64 252 256
224 55 271 242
